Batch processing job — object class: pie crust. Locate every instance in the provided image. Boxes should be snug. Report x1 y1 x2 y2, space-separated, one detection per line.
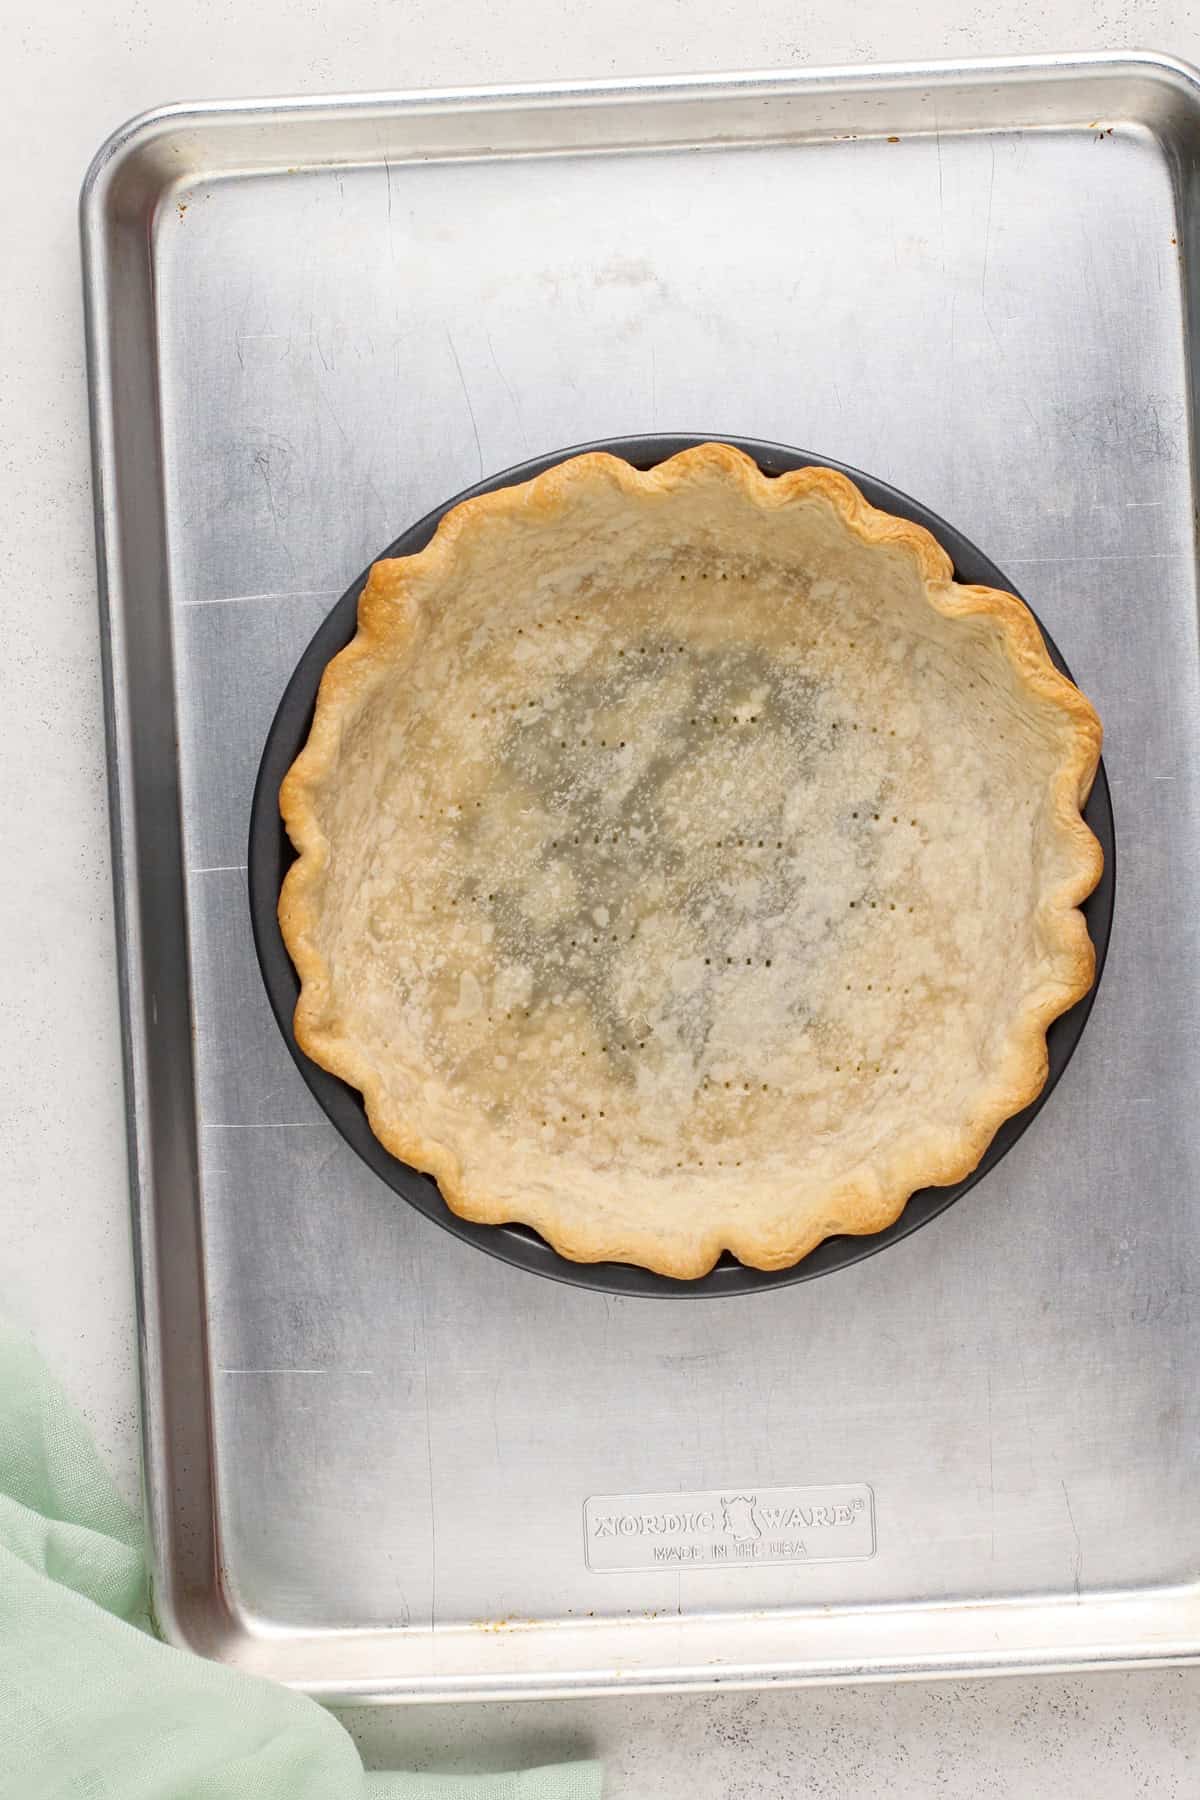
279 444 1102 1278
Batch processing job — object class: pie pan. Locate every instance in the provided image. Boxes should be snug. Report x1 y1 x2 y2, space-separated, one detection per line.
248 434 1115 1297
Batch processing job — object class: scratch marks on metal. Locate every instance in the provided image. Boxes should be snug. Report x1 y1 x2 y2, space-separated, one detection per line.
446 330 484 479
1061 1480 1083 1597
220 1367 375 1376
1007 551 1177 566
486 331 528 449
933 98 946 275
979 140 1002 356
414 1228 439 1634
202 1120 315 1130
178 587 340 610
985 1371 996 1563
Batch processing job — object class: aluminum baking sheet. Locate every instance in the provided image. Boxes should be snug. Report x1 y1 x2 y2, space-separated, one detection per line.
83 54 1200 1700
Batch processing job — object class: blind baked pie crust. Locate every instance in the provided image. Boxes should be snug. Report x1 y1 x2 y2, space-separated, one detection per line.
279 444 1102 1277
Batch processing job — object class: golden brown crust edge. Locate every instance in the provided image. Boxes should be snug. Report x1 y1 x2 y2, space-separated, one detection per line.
278 443 1104 1279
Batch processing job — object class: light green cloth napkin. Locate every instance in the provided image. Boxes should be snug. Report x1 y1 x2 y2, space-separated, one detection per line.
0 1328 599 1800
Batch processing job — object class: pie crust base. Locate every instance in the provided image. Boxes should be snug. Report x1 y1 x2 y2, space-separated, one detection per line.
279 445 1103 1278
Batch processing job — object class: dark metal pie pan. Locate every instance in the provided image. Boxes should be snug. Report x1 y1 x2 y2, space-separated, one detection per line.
248 435 1115 1297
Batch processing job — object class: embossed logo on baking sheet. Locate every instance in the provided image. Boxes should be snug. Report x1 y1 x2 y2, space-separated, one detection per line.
583 1484 874 1571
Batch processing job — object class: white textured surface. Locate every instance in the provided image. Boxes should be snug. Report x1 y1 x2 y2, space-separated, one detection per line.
339 1679 1200 1796
2 0 1199 1790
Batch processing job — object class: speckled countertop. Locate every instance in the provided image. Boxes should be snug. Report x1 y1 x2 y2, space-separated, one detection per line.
4 0 1199 1791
